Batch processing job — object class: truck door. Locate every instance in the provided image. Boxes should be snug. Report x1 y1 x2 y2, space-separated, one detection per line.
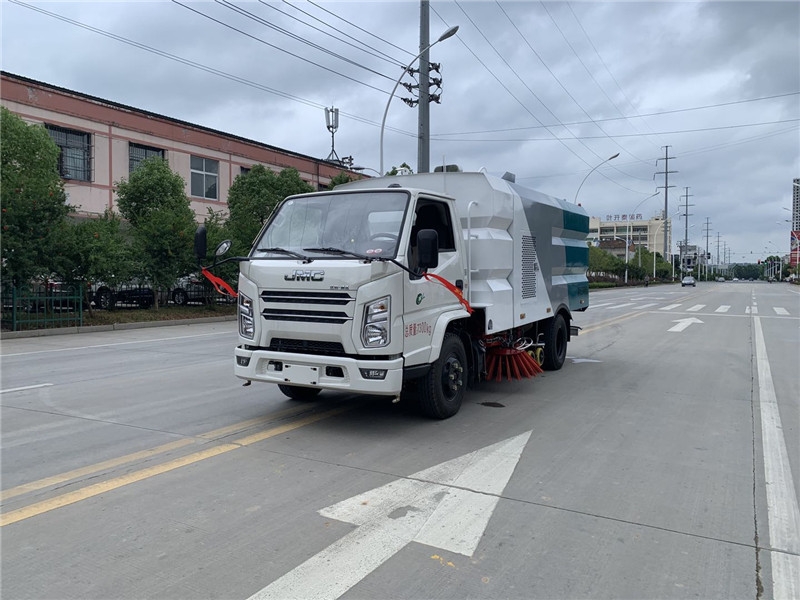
403 199 464 367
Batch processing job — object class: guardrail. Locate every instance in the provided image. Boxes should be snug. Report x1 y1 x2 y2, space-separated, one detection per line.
1 285 84 332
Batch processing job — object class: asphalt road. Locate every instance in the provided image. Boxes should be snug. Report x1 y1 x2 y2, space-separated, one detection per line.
1 281 798 599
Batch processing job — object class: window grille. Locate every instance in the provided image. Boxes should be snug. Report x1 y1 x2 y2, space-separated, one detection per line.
129 143 164 173
190 155 219 200
45 124 92 181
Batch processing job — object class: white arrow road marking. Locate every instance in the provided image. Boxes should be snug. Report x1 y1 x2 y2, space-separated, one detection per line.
248 431 532 600
668 317 703 332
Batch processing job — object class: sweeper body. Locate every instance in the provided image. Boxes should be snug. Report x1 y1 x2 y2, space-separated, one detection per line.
210 168 589 419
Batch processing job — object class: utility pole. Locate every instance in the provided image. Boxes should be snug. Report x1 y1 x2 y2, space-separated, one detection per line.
680 186 693 274
703 217 711 280
417 0 431 174
655 146 677 258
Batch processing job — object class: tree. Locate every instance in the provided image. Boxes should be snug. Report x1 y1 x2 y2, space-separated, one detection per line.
386 162 413 176
115 157 196 309
1 107 72 286
56 211 134 313
327 171 353 190
226 165 313 255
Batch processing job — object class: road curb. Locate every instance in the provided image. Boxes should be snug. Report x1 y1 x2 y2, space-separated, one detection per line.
0 315 237 340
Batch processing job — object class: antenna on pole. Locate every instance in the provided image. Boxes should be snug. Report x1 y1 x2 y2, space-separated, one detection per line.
325 106 341 163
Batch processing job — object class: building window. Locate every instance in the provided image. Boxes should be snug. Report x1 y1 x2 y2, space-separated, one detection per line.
190 156 218 200
240 166 251 175
45 124 92 181
129 143 164 173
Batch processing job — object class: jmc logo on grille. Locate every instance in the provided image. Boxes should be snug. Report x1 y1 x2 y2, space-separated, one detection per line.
285 270 325 281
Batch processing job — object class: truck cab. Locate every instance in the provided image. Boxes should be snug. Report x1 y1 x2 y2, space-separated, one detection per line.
233 186 469 406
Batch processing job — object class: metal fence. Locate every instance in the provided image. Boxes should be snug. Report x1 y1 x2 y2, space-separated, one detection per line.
1 285 84 332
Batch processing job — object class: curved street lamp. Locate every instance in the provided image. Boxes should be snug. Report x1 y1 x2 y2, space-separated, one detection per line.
572 153 620 204
624 191 659 283
379 25 459 175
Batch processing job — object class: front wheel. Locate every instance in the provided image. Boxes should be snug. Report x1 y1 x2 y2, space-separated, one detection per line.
542 314 568 371
418 333 467 419
278 385 321 401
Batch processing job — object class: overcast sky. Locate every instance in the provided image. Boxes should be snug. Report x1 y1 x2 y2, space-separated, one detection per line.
2 0 798 263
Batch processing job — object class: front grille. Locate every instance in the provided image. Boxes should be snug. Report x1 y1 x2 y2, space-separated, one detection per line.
262 308 350 324
269 338 346 356
261 290 353 305
260 289 355 324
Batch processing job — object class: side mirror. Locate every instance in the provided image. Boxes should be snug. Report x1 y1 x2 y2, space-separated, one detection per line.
215 240 232 256
194 226 208 263
417 229 439 271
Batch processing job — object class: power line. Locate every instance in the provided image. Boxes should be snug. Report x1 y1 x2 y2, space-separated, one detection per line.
430 118 800 142
495 1 651 169
9 0 416 139
429 4 604 174
302 0 415 59
173 0 392 90
273 0 405 66
431 91 800 136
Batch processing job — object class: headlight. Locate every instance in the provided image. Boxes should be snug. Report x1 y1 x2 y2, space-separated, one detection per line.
239 292 255 339
362 296 390 347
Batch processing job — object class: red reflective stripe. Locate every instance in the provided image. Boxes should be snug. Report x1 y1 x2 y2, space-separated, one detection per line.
201 267 238 298
422 273 473 314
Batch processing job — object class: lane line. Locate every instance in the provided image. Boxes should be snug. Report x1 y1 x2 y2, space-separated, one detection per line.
0 405 353 527
660 304 681 311
686 304 705 312
1 331 233 358
0 405 322 502
633 303 658 310
715 305 731 313
0 383 54 394
753 317 800 599
605 303 635 310
773 307 789 316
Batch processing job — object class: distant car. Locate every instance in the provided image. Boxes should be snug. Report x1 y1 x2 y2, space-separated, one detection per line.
716 277 725 282
171 274 212 306
681 276 696 287
92 280 157 309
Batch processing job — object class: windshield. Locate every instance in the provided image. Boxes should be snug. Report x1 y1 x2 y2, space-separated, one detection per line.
253 191 408 259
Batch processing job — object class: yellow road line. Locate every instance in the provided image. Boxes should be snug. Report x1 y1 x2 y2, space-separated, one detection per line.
0 405 316 503
1 405 352 527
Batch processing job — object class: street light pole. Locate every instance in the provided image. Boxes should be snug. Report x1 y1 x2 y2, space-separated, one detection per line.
624 191 659 283
379 25 459 175
573 153 619 204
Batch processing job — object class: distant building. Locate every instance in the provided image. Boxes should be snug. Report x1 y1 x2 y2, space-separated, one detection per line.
588 213 673 258
0 71 357 221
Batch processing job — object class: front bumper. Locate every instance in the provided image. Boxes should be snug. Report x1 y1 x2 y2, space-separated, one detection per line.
234 347 404 396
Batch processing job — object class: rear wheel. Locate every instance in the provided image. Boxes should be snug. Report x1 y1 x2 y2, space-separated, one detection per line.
418 333 467 419
95 288 114 310
278 385 321 401
542 313 568 371
172 288 188 306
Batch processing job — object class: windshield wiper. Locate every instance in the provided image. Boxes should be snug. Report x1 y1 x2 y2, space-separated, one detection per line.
256 247 312 262
303 246 373 260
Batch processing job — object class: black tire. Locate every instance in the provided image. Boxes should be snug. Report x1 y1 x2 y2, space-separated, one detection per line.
418 333 467 419
542 313 568 371
95 288 114 310
278 385 321 401
173 288 188 306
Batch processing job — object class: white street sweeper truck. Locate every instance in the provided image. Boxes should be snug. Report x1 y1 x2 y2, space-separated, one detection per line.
197 167 589 418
